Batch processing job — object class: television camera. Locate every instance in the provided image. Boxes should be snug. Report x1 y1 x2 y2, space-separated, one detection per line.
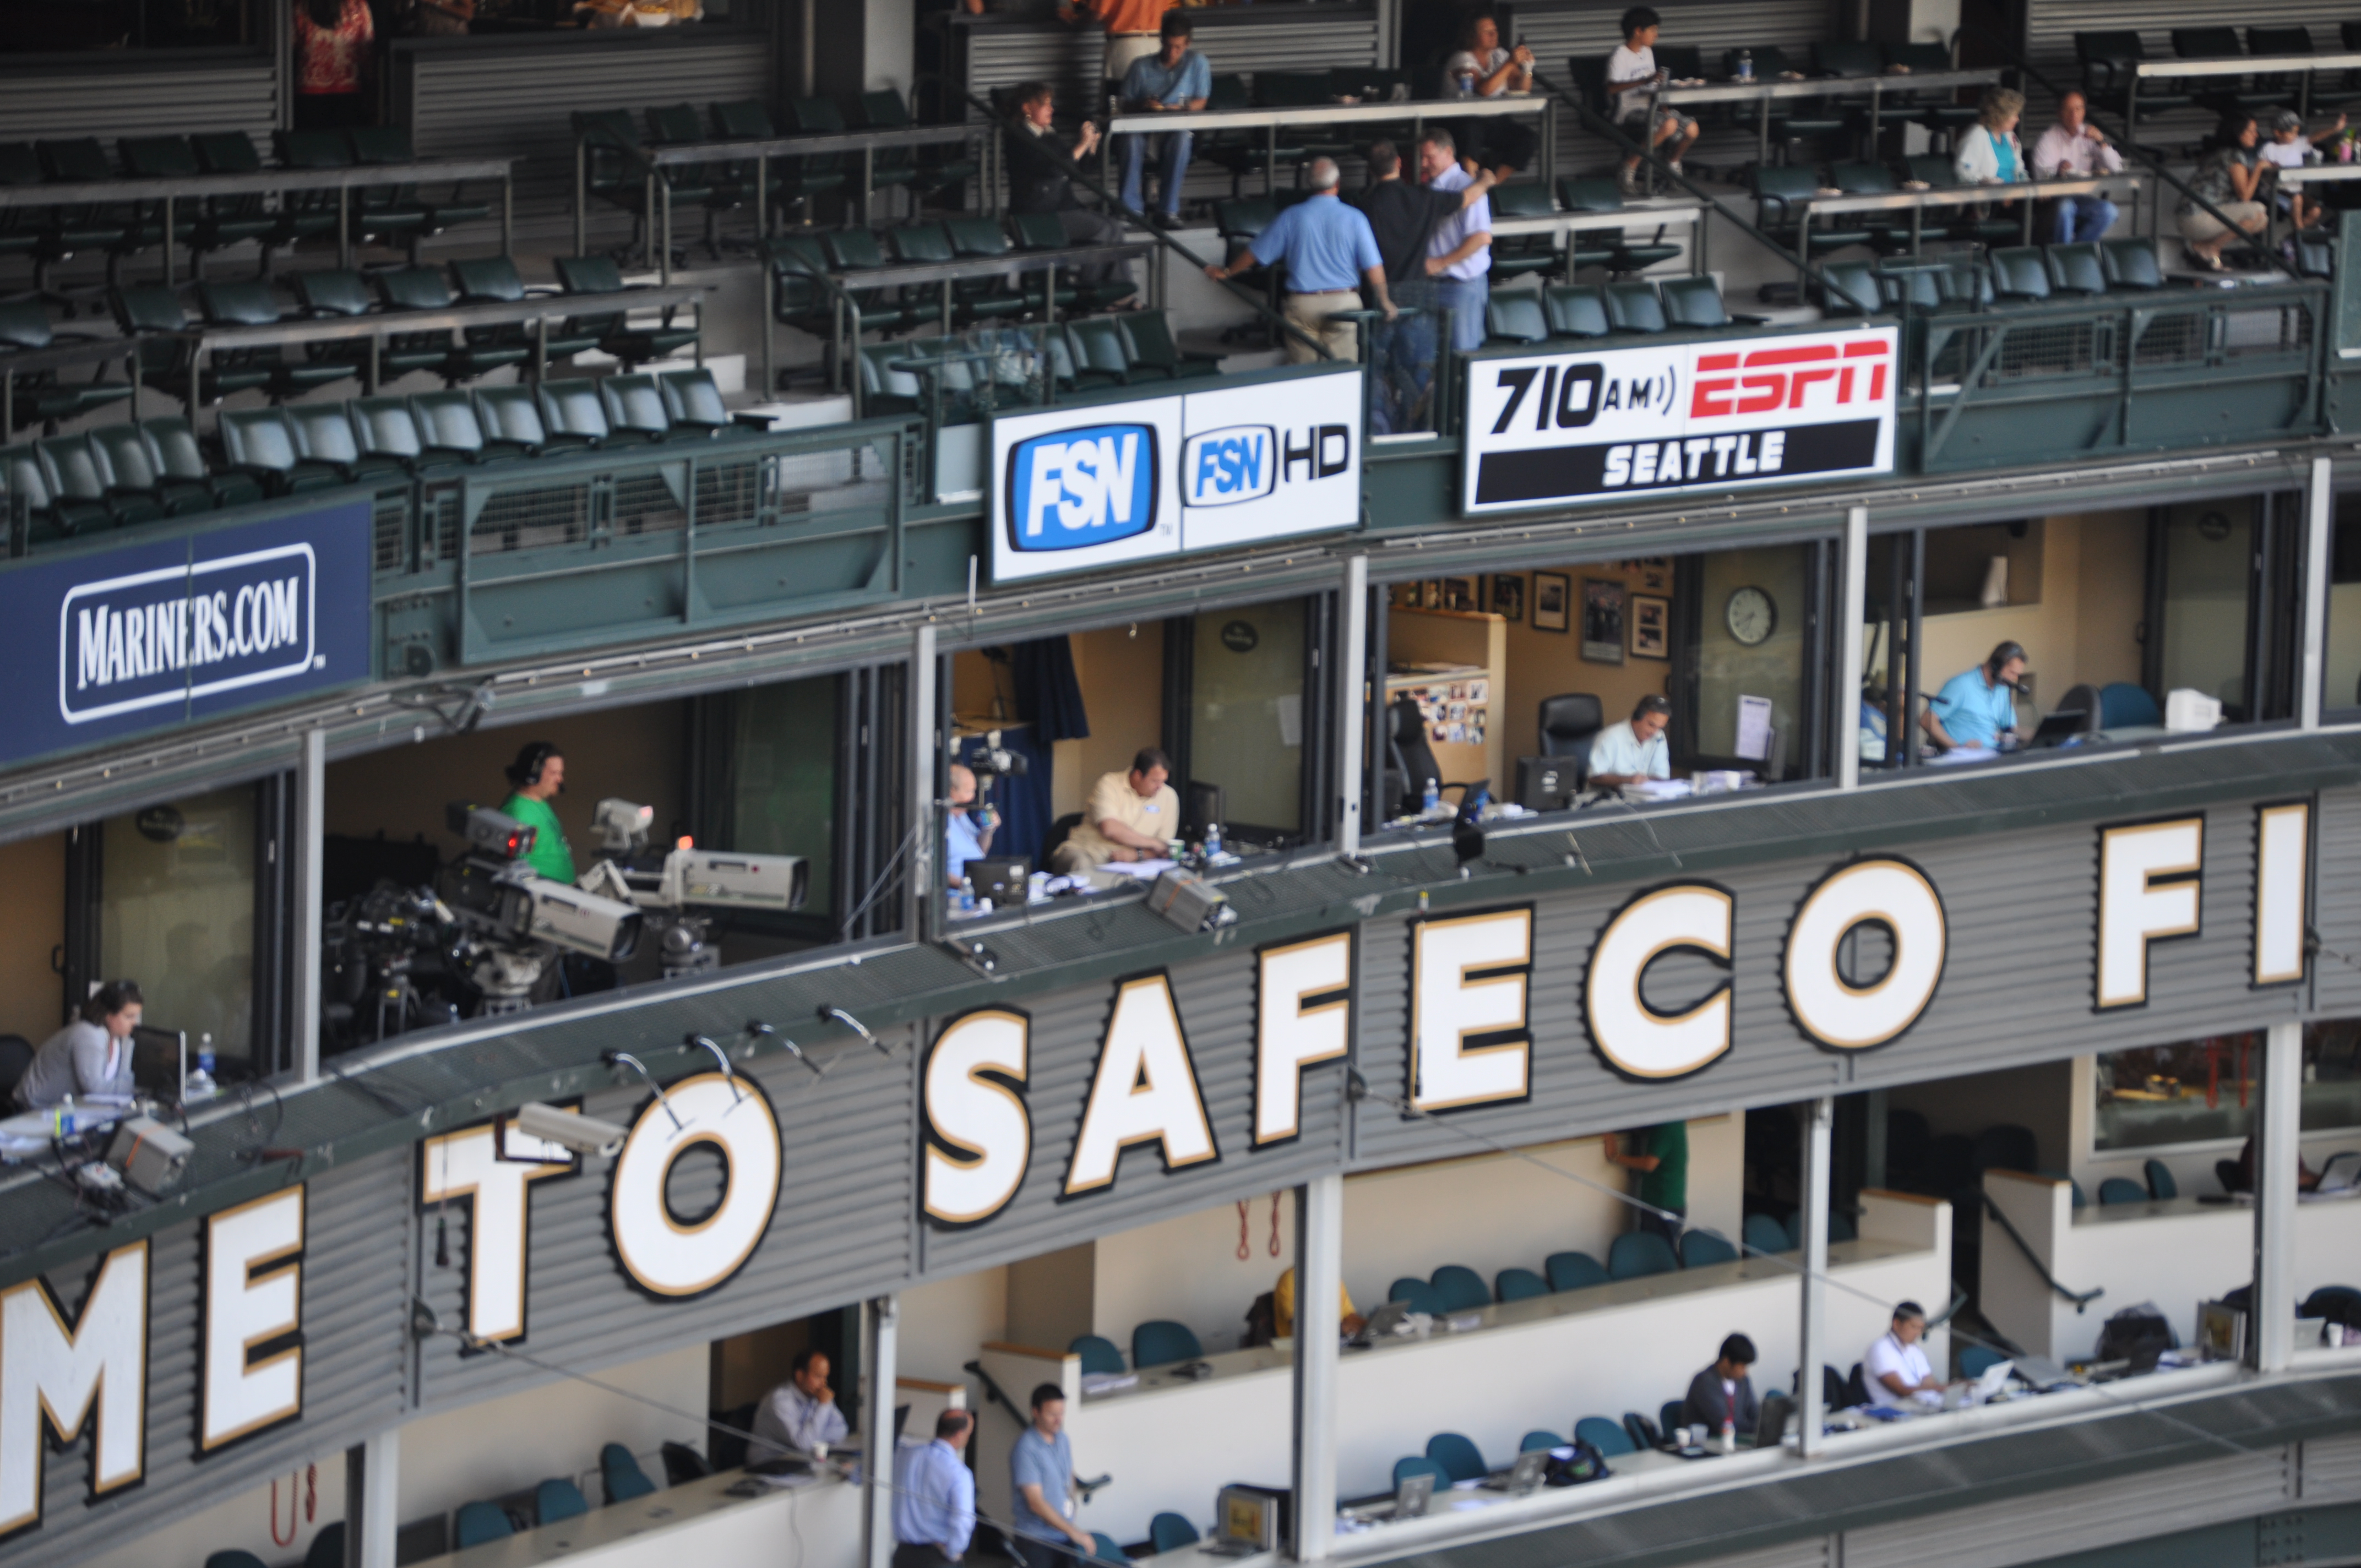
576 798 808 978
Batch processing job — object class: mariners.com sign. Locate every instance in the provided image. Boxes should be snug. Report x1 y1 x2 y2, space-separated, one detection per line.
0 503 371 768
1460 326 1898 514
989 366 1364 582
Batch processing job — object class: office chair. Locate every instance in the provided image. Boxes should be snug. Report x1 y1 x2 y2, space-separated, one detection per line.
1070 1335 1125 1375
1495 1267 1550 1302
1521 1429 1565 1451
1573 1415 1634 1456
2144 1159 2178 1200
1743 1213 1791 1254
1428 1265 1489 1312
1756 1392 1794 1447
1131 1320 1203 1368
602 1442 659 1501
1425 1432 1487 1482
1679 1229 1738 1267
1386 695 1480 817
1537 694 1604 787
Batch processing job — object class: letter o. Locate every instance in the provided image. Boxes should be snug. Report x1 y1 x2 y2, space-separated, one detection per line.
608 1074 781 1298
1783 858 1946 1050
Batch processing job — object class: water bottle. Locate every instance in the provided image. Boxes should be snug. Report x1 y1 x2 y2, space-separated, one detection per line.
956 884 975 914
1457 68 1476 99
1205 821 1222 858
1720 1418 1736 1454
1422 777 1440 815
197 1035 215 1080
1737 49 1754 83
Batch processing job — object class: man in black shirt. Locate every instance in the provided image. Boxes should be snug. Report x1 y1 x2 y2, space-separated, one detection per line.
1002 81 1132 291
1350 139 1494 432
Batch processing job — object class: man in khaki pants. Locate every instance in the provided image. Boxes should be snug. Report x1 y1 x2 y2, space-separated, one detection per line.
1204 157 1395 362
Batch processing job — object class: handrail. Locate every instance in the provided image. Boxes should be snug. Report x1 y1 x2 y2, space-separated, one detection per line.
1978 1188 2105 1310
969 94 1335 362
1100 94 1550 137
626 124 984 166
961 1358 1032 1431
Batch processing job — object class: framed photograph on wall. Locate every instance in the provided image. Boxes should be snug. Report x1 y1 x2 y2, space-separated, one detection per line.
1638 557 1672 593
1582 578 1625 664
1533 572 1570 633
1630 594 1670 660
1442 576 1476 612
1488 573 1525 622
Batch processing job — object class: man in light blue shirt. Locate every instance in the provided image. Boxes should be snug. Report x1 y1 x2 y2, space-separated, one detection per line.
749 1349 849 1463
1588 694 1673 788
1922 641 2027 752
1204 157 1395 362
892 1409 977 1568
1417 129 1492 353
1119 14 1209 224
1010 1384 1095 1568
945 763 996 888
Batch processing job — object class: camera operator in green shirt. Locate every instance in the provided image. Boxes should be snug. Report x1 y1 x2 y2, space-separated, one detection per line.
1607 1121 1688 1247
499 742 577 885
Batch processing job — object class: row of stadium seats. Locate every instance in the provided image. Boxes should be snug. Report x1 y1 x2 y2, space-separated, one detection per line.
765 219 1139 350
4 368 745 542
857 309 1220 420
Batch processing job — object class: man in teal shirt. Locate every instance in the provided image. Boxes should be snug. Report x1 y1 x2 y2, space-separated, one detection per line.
500 742 576 884
1608 1121 1688 1246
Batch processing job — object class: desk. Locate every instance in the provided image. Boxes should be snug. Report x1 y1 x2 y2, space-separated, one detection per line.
1980 1170 2361 1363
1487 199 1709 275
2127 55 2361 149
1651 69 2001 168
406 1464 861 1568
976 1191 1949 1544
1776 176 2144 295
1100 96 1556 206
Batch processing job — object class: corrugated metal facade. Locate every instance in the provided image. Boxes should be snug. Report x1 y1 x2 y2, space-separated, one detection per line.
961 13 1385 117
1842 1449 2295 1568
0 61 278 144
1691 1540 1834 1568
9 1158 408 1568
2019 0 2358 132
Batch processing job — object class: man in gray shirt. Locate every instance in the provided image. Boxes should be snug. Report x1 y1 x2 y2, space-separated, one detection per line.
748 1348 849 1463
1010 1384 1094 1568
17 981 143 1110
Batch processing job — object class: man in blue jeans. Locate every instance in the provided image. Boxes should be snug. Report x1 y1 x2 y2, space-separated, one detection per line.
1010 1384 1096 1568
2030 91 2124 244
1119 13 1209 227
1416 129 1492 354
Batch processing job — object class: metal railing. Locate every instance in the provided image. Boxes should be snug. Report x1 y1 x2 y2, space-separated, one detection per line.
2121 51 2361 148
1 336 145 439
574 124 989 280
1775 175 2146 295
1648 66 2002 167
0 157 519 282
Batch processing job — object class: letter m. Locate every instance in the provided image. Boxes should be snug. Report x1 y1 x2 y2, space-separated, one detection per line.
75 607 107 693
0 1242 148 1539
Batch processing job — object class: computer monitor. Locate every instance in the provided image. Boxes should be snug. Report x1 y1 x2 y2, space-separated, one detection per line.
1515 755 1574 811
2026 708 2090 749
1213 1484 1288 1550
1392 1471 1433 1520
1185 781 1225 843
966 857 1030 905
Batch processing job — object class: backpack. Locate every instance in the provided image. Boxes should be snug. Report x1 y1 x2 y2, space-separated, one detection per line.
1241 1291 1276 1349
1543 1438 1613 1486
2096 1304 2176 1371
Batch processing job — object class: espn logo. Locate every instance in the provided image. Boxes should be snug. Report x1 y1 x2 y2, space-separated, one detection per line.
1691 339 1891 420
1005 423 1159 551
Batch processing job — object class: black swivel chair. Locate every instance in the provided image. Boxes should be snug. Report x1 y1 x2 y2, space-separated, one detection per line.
0 1036 32 1103
1538 694 1605 787
1386 695 1481 818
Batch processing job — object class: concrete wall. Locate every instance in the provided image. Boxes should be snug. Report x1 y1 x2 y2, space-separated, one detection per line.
1889 1060 2077 1175
0 829 64 1043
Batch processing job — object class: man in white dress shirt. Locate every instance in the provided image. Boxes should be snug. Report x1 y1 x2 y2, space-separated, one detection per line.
1865 1301 1948 1410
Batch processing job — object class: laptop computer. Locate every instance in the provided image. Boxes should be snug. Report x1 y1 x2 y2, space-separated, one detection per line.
1391 1471 1434 1520
1203 1484 1280 1556
1354 1301 1415 1343
965 857 1030 905
1482 1450 1549 1496
2025 708 2090 749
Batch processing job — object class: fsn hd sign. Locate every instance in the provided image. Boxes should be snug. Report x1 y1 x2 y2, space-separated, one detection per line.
0 502 372 768
989 367 1363 582
1460 326 1897 515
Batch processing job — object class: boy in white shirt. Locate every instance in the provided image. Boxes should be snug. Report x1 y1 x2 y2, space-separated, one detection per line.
1606 6 1699 195
2262 107 2347 230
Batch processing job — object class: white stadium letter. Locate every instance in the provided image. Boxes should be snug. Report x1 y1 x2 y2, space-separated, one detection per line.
1410 910 1532 1112
418 1119 575 1344
610 1074 782 1297
924 1009 1032 1224
1586 886 1733 1079
1784 859 1947 1049
0 1242 147 1536
2096 818 2204 1009
2254 803 2310 987
202 1188 305 1452
1254 933 1353 1144
1065 975 1218 1195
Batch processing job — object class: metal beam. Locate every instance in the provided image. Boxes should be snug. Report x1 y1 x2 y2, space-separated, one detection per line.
2252 1021 2302 1372
1335 556 1368 857
2304 455 2332 731
909 624 938 943
293 726 325 1084
1838 507 1867 790
345 1428 398 1568
863 1295 899 1568
1798 1096 1832 1457
1291 1174 1343 1562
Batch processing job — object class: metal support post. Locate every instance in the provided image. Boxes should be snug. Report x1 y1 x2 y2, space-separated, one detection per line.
1335 556 1368 857
1838 506 1867 788
1290 1174 1343 1562
908 623 938 942
344 1428 398 1568
2252 1021 2302 1372
2303 455 2331 731
862 1295 900 1568
1797 1095 1832 1457
293 726 325 1083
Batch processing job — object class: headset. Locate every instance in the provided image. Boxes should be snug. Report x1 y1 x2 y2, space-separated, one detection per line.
1984 641 2028 690
505 741 562 792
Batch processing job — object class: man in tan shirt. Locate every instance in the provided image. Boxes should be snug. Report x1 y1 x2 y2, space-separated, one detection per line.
1051 747 1179 874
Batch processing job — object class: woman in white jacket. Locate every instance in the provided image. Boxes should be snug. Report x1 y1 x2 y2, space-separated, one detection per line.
1955 87 2026 184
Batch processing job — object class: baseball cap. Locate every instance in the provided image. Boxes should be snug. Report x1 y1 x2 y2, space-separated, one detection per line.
2270 108 2303 133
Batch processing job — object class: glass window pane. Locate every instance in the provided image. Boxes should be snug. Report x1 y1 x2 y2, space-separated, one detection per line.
2158 503 2253 718
1695 546 1809 770
2093 1028 2361 1151
1192 602 1305 838
100 786 258 1068
724 679 838 918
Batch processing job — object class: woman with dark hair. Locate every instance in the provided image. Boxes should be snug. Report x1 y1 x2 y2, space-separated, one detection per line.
16 981 144 1110
293 0 376 130
2179 112 2270 271
1921 640 2027 753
